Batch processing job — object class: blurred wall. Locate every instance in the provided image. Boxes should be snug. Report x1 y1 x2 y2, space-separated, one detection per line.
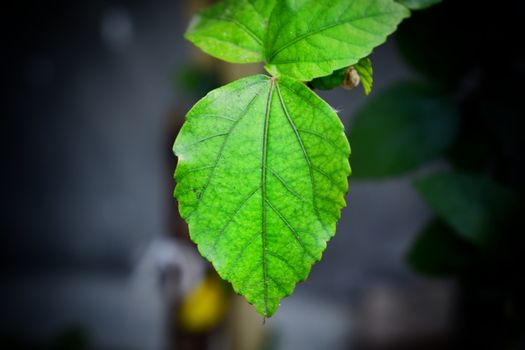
2 1 190 348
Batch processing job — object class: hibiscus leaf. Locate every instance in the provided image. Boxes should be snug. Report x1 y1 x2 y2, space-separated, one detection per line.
185 0 277 63
174 74 350 317
264 0 409 81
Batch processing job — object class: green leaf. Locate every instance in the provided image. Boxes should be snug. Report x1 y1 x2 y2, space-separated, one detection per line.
308 57 374 95
354 57 373 95
414 173 517 247
308 67 347 91
264 0 409 81
174 74 350 317
406 220 476 277
396 0 442 10
350 82 459 178
185 0 276 63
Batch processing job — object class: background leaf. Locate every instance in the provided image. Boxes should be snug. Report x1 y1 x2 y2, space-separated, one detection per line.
406 220 477 277
414 173 517 247
396 0 441 10
308 67 347 91
349 82 459 178
174 74 350 317
264 0 409 81
309 57 373 95
185 0 276 63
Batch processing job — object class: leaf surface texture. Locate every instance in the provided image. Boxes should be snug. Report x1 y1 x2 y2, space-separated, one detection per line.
174 75 350 316
185 0 276 63
264 0 409 80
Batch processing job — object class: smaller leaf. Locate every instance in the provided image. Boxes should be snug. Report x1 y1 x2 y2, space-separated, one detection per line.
185 0 276 63
350 82 459 178
414 173 517 247
309 58 373 95
264 0 409 81
309 67 346 91
396 0 442 10
406 220 477 277
354 57 373 95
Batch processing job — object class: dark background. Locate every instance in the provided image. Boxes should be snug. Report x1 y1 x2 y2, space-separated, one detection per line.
2 1 524 349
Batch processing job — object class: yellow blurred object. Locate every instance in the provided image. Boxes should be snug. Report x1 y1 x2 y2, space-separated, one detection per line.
179 273 229 332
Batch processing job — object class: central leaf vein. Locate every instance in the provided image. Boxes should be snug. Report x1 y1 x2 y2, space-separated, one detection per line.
260 78 275 316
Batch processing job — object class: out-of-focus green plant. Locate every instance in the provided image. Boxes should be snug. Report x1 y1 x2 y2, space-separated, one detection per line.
350 1 525 347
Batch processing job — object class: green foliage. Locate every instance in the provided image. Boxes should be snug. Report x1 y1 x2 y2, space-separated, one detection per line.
186 0 409 81
185 0 276 63
309 57 373 95
308 67 347 91
354 57 373 95
406 220 476 276
174 75 350 316
396 0 441 10
414 173 517 247
176 0 410 317
349 82 459 178
264 0 409 81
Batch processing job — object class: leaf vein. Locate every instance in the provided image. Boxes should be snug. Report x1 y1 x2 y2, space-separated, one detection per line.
297 128 348 155
182 132 229 149
223 230 261 280
267 250 302 279
265 198 316 260
268 167 305 201
190 114 236 122
260 78 275 316
312 166 347 193
275 82 332 237
174 165 215 183
269 11 406 62
268 275 288 295
210 185 261 249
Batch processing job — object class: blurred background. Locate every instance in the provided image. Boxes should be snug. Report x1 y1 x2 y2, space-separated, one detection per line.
2 1 524 349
